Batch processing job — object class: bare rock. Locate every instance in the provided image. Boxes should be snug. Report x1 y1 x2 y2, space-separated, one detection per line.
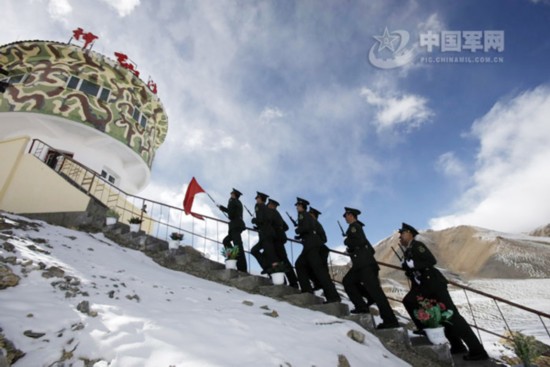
126 294 140 302
263 310 279 318
337 354 351 367
0 264 20 289
0 332 25 365
1 242 15 253
42 266 65 279
76 300 90 314
23 330 45 339
347 329 366 344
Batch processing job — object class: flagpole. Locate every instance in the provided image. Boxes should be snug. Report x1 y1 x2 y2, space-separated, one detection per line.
205 191 229 219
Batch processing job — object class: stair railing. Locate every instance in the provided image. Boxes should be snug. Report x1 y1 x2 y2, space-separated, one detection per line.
28 138 550 347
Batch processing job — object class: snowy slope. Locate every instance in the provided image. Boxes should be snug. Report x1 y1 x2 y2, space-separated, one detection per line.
0 213 408 367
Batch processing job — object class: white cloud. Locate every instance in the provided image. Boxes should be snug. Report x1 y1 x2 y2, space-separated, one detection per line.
100 0 140 17
360 87 433 132
48 0 72 20
430 85 550 233
259 107 285 122
436 152 467 178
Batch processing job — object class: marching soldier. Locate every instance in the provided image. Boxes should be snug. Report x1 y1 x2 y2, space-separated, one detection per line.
218 188 247 272
308 207 330 291
294 198 341 303
267 198 298 288
250 192 279 274
342 207 399 329
399 223 489 361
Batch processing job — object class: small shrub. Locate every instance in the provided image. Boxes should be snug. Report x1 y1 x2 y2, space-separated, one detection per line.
505 331 543 367
221 246 239 260
105 209 120 219
170 232 184 241
128 216 142 224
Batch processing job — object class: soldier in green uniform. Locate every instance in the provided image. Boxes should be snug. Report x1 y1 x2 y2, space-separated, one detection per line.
307 207 331 291
399 223 489 361
267 198 298 288
218 188 247 272
250 192 279 274
342 207 399 329
294 198 341 303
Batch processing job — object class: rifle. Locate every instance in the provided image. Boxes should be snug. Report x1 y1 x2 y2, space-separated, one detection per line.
286 211 297 227
391 246 402 261
397 243 407 257
244 205 254 218
337 220 346 237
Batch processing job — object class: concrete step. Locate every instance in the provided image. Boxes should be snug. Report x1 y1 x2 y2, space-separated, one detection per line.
209 269 245 282
344 313 375 333
411 342 453 366
283 292 324 307
104 222 129 235
307 302 350 318
228 275 272 292
258 284 301 299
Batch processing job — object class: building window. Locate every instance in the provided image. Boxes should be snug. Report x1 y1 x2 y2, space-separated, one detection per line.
7 74 29 84
132 107 141 122
140 114 147 128
130 107 147 128
99 88 110 102
67 75 80 89
100 169 118 185
66 75 111 102
80 79 100 96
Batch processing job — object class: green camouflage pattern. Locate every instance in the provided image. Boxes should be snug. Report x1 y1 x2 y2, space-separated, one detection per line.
0 41 168 168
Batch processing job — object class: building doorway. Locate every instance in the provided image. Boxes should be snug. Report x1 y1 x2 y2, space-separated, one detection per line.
45 149 73 170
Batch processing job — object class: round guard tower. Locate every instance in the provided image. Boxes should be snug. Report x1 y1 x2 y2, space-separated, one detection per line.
0 39 168 217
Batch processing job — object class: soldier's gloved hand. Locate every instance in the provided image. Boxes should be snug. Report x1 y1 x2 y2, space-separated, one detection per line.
294 235 301 240
251 218 256 224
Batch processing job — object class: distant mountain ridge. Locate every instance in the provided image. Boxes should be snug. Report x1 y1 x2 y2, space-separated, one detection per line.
530 223 550 237
373 225 550 281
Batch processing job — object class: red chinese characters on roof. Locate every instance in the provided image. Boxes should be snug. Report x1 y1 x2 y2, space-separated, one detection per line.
147 78 158 94
71 27 98 50
114 52 140 77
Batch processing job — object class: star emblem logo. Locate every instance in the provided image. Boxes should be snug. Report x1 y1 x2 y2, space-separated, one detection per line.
373 27 399 52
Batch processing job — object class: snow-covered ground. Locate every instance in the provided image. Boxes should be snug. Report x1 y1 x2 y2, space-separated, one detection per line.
0 213 409 367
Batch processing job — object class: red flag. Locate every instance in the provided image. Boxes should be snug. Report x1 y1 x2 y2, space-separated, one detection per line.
183 177 205 219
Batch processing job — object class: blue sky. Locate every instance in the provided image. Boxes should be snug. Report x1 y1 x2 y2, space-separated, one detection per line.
3 0 550 246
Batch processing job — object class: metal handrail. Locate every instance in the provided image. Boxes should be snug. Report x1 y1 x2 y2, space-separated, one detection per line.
28 138 550 345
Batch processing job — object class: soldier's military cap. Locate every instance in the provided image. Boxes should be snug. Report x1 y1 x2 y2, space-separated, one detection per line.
231 188 243 197
343 207 361 218
255 192 269 201
398 222 419 236
309 207 322 217
267 198 280 207
295 197 310 207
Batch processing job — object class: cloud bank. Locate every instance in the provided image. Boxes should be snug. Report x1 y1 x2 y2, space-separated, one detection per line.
430 85 550 233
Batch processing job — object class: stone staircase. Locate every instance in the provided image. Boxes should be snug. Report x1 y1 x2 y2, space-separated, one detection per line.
93 220 502 367
20 207 502 367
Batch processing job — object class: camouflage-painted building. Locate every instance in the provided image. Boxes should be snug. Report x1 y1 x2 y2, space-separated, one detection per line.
0 40 168 193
